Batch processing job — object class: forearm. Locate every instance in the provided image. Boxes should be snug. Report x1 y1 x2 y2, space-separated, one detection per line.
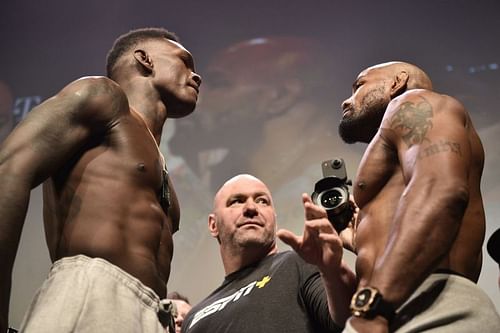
320 259 357 326
0 174 32 328
369 184 468 306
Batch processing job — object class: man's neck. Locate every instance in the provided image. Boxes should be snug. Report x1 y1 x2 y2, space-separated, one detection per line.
119 79 167 144
221 244 278 276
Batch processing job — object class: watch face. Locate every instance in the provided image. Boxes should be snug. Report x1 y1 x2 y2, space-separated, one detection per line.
354 288 372 307
351 286 395 321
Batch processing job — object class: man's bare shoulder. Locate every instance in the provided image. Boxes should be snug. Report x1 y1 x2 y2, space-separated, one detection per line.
384 89 467 124
378 89 471 151
398 89 464 110
58 76 129 123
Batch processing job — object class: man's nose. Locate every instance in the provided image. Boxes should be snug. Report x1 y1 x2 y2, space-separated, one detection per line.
243 200 258 217
341 98 351 111
192 72 202 86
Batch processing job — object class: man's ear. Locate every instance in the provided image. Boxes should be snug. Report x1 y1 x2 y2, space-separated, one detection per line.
133 49 154 75
390 71 409 98
265 79 302 116
208 214 219 238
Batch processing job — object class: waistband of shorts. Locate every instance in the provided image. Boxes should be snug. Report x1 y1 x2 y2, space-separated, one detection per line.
51 255 163 309
413 269 477 294
433 268 466 278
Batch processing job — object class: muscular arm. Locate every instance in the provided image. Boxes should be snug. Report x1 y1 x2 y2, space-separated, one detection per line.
278 194 357 327
369 91 471 307
0 76 125 331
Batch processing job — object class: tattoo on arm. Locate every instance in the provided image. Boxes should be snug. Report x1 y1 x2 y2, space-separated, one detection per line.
390 100 433 147
389 99 462 159
419 140 462 159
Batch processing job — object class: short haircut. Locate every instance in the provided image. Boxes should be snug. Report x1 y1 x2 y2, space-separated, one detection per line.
167 291 190 304
106 27 179 78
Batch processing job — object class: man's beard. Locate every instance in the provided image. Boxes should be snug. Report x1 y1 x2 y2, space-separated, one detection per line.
339 87 388 144
338 116 361 144
222 226 276 256
338 109 384 144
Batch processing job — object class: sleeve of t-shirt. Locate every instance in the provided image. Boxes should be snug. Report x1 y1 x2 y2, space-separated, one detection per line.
299 260 343 333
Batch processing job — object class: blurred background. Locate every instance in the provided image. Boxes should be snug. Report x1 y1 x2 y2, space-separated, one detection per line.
1 0 499 327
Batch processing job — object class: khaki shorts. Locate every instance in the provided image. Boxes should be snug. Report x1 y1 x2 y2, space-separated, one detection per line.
21 255 174 333
343 273 500 333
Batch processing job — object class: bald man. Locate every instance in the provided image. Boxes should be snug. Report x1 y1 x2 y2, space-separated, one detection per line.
182 174 356 333
338 61 500 332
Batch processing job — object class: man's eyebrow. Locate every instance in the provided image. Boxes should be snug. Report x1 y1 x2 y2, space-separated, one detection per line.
181 50 195 68
225 191 270 203
226 193 245 204
254 191 270 198
352 77 361 89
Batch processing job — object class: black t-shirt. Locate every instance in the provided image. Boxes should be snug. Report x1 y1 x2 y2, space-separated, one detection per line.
182 251 341 333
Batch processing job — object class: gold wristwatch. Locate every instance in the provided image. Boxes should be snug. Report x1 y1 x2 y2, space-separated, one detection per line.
350 286 395 322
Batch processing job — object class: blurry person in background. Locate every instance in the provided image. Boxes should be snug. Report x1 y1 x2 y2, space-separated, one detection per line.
166 36 361 300
0 80 14 143
167 291 192 333
170 36 361 194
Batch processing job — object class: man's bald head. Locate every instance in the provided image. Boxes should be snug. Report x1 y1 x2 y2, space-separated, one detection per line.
212 174 273 211
362 61 433 91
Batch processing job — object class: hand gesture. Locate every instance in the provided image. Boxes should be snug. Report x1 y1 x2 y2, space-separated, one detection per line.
277 193 343 274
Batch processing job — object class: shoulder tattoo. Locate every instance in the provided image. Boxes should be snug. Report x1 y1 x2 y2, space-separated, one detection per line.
389 100 433 147
389 99 462 159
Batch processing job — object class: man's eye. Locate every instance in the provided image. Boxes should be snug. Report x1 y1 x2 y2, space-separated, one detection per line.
256 198 269 205
229 198 243 206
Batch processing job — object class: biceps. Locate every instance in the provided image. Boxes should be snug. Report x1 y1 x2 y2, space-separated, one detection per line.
401 115 470 182
0 102 92 186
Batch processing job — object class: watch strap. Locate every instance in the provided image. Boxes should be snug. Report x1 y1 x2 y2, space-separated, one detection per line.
371 292 395 322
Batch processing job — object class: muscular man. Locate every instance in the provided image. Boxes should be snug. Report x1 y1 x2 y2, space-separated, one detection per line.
0 27 201 332
182 174 356 333
339 61 500 332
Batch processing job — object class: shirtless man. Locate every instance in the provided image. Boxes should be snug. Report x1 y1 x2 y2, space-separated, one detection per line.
0 27 201 332
338 61 500 332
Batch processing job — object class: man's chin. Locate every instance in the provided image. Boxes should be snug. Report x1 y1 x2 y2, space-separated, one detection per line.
169 100 198 118
236 233 274 248
338 125 356 144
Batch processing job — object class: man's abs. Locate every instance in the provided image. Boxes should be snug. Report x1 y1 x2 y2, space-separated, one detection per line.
42 163 175 297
